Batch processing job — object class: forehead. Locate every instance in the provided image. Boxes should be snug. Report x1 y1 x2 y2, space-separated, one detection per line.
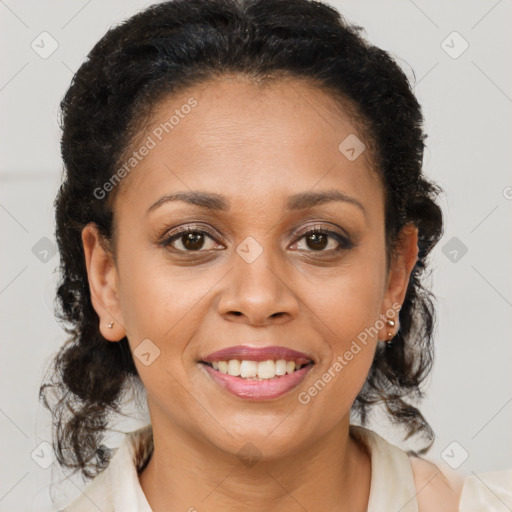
112 75 382 217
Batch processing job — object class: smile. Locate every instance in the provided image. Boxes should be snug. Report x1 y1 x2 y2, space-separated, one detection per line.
200 362 314 400
199 345 315 400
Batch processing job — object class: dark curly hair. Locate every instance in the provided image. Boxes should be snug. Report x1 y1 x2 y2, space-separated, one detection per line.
40 0 444 480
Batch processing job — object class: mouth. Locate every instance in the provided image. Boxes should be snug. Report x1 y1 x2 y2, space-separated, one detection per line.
198 345 315 400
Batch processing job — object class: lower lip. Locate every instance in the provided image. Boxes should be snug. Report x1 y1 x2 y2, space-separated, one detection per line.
201 363 314 400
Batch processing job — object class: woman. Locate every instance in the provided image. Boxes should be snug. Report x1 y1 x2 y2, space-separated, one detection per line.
39 0 505 510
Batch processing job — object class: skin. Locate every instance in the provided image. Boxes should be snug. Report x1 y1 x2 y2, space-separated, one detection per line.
81 74 457 511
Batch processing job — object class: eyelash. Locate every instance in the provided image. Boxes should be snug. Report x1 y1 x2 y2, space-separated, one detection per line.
159 223 353 255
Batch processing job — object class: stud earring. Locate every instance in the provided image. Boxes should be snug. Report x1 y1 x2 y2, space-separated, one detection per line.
385 319 396 345
107 321 114 329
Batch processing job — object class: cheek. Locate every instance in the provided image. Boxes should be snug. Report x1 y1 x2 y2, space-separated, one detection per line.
117 251 222 370
116 259 206 405
301 251 385 398
306 256 386 340
117 246 200 332
299 279 379 420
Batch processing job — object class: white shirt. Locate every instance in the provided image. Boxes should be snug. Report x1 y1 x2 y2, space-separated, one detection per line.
61 424 512 511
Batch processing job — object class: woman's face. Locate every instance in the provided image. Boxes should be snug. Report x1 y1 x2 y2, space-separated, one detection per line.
83 75 418 459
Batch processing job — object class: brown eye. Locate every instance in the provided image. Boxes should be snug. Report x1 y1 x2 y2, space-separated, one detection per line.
292 226 353 253
162 227 222 252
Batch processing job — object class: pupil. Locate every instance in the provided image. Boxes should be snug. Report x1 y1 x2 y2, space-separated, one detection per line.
183 232 204 250
307 232 327 250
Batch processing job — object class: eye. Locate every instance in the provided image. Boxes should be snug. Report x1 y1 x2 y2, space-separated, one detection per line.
291 225 353 253
159 223 353 254
161 225 223 252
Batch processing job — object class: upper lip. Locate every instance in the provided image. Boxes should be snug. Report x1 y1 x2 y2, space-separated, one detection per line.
201 345 315 365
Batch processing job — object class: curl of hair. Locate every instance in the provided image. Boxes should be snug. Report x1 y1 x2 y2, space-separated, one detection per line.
40 0 444 479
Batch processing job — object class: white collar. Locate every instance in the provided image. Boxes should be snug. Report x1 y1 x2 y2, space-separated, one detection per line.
110 427 152 512
106 424 419 512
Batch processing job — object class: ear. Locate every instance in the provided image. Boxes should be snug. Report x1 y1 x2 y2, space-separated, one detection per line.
378 223 419 340
81 222 126 341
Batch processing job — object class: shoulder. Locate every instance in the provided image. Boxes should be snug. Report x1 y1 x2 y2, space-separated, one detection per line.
409 455 464 512
459 470 512 509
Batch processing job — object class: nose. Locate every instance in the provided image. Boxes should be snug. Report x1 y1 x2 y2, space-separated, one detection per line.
217 247 300 326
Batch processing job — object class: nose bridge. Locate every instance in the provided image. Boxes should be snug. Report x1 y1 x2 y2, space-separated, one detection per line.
217 235 299 324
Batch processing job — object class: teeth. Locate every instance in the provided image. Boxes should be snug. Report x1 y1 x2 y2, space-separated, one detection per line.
257 360 275 379
207 359 307 379
240 360 258 378
227 359 241 376
275 359 287 375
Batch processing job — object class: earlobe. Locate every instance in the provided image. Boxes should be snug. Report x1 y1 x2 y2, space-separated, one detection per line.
81 222 126 342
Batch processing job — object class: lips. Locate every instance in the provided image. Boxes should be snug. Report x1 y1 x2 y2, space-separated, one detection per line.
198 344 315 400
201 362 314 400
201 345 315 366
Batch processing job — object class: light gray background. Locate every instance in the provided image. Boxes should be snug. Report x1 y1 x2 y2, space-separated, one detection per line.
1 0 511 510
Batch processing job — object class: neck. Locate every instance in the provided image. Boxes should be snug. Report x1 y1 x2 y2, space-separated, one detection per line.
139 411 371 512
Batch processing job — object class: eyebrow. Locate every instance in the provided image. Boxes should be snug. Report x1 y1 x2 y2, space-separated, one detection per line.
146 189 367 217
